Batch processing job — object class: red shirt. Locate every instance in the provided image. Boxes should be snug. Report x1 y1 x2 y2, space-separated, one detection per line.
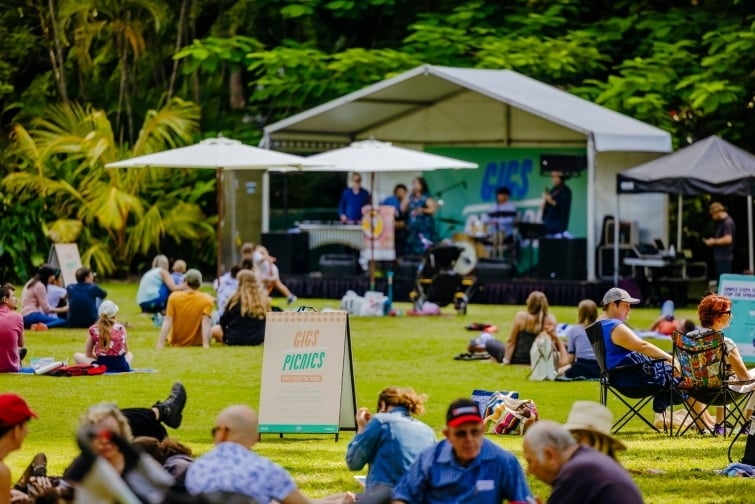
0 305 25 372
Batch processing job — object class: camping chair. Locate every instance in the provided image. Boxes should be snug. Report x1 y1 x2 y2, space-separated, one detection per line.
670 329 755 437
585 321 669 433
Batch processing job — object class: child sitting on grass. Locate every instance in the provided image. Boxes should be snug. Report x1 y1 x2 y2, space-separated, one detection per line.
73 300 133 372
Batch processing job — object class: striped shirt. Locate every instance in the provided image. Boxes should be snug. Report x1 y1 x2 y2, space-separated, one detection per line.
393 438 533 503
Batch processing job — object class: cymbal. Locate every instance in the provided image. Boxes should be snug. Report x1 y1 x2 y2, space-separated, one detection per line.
488 210 517 218
438 217 464 225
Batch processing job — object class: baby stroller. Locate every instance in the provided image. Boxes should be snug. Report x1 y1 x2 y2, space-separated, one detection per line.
409 241 476 314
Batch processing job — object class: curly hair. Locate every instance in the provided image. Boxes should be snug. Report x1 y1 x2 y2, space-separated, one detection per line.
698 294 731 328
226 269 271 319
377 386 428 415
80 402 132 441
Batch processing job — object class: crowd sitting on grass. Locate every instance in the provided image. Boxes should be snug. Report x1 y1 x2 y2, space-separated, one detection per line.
2 382 652 504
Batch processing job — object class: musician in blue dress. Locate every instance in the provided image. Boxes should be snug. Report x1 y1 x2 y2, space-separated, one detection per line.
402 177 438 256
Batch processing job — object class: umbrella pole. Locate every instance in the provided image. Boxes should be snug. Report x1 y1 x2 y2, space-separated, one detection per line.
677 194 683 251
369 172 376 291
217 168 224 280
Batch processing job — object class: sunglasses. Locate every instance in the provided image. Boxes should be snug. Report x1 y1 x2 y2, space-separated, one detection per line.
451 428 484 439
722 310 732 315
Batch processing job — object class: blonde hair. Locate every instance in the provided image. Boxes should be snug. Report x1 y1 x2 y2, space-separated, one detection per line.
576 299 598 325
226 270 271 319
377 387 427 415
80 403 133 441
96 314 116 350
526 291 549 334
152 254 169 270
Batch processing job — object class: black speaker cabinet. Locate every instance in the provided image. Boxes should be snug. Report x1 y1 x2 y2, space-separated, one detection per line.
538 238 587 281
596 244 634 280
260 232 310 275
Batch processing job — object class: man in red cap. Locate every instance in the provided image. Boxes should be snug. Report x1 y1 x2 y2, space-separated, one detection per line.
0 393 37 502
392 398 532 504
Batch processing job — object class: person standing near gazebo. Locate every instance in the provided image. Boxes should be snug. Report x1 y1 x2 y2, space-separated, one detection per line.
339 172 371 224
704 201 736 279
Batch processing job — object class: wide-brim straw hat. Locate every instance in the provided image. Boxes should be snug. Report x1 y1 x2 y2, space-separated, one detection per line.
563 400 627 451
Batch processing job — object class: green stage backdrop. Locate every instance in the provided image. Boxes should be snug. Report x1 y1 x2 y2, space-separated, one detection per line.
423 147 587 240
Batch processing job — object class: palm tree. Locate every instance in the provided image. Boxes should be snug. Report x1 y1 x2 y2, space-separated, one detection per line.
2 98 214 276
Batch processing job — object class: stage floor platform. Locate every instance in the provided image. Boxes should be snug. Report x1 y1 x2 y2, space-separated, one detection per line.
278 274 612 307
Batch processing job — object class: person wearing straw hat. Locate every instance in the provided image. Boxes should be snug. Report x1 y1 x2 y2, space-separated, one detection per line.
563 401 626 461
703 201 736 280
73 300 133 372
522 420 643 504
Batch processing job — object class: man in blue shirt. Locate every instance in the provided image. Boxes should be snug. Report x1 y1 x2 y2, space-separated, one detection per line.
392 398 533 504
66 267 107 328
339 173 371 223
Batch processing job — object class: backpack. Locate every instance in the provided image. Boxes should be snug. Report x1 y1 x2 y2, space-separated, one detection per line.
484 396 539 435
529 333 558 381
51 364 108 377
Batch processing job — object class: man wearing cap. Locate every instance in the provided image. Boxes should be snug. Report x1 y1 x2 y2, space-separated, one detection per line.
157 268 214 348
522 420 642 504
66 267 107 328
392 398 532 504
0 284 25 373
704 202 736 278
597 287 715 431
0 394 37 502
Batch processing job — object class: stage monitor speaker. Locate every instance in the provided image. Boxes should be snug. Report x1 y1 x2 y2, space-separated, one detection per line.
538 238 586 281
260 232 310 275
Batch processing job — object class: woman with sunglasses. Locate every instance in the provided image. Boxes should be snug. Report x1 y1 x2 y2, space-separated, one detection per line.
694 294 755 434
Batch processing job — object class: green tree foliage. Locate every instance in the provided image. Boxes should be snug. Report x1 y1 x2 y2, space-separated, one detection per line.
2 0 755 276
1 99 214 279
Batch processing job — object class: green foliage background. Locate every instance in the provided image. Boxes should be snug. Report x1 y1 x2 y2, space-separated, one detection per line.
1 0 754 278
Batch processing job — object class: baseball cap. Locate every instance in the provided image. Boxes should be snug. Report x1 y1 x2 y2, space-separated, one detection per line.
185 269 202 287
446 398 483 427
0 394 37 426
601 287 640 306
98 300 119 318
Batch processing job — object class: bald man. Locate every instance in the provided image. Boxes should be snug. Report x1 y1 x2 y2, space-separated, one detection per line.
185 405 347 504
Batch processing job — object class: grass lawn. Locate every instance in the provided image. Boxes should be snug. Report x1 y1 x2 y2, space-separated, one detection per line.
0 282 749 503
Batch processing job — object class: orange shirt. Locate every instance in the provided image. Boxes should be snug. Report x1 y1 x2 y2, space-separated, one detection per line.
166 290 214 346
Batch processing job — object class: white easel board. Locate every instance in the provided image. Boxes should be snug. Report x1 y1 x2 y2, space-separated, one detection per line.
47 243 82 287
258 311 357 435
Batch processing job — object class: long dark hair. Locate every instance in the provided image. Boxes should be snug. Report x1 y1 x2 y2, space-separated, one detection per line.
414 177 430 196
27 264 57 289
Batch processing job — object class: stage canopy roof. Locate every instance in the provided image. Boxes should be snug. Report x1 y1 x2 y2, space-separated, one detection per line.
263 65 672 153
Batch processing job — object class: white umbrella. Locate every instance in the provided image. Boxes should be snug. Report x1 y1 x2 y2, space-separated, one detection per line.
106 136 322 277
305 138 478 287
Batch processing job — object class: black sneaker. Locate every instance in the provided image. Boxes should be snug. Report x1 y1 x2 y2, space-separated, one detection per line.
153 382 187 429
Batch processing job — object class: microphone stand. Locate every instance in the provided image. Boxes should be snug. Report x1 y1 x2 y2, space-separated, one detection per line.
434 181 468 237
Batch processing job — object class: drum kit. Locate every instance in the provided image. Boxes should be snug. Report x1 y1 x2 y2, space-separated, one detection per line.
446 210 517 275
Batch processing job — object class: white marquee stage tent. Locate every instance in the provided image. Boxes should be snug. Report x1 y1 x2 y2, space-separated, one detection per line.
262 65 672 281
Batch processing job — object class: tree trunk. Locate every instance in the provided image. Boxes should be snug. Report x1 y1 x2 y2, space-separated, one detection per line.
45 0 69 103
167 0 188 100
229 70 245 109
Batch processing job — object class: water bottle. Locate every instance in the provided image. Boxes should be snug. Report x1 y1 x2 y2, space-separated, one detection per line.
669 244 676 259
